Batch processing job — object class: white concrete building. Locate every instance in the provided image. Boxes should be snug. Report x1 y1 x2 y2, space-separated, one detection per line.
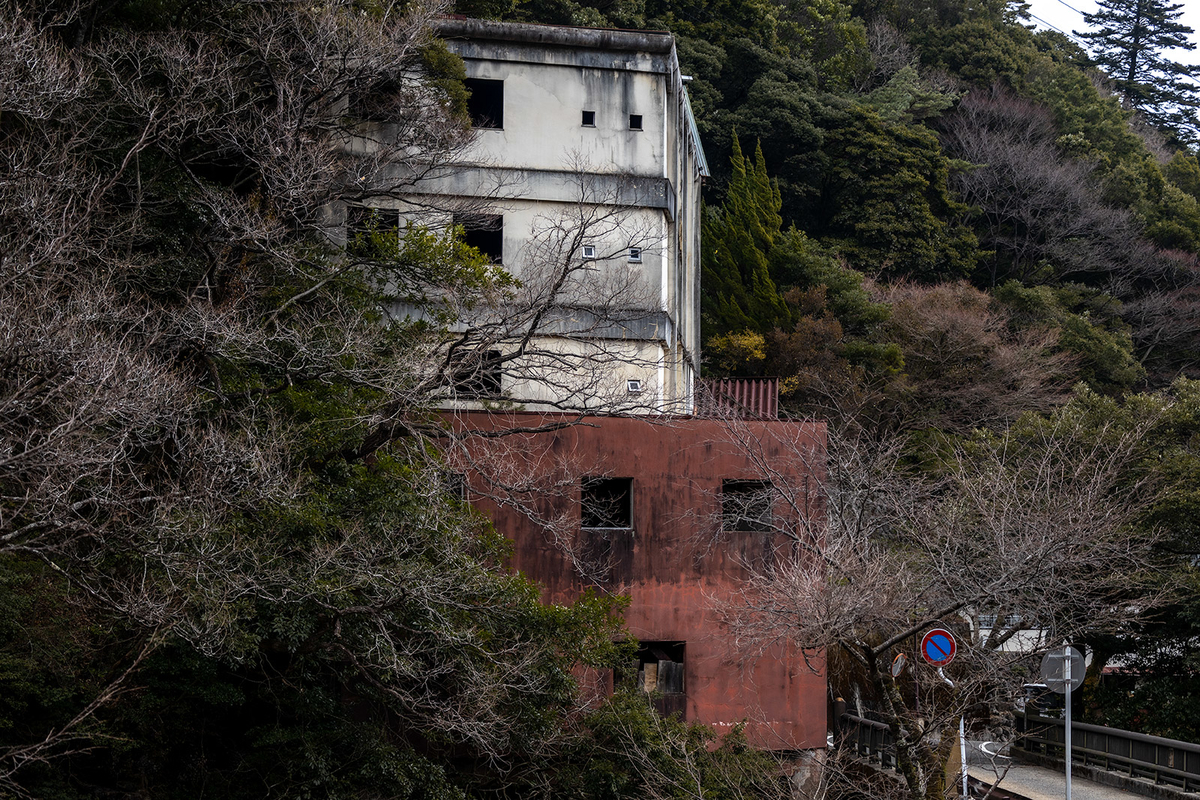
396 19 709 413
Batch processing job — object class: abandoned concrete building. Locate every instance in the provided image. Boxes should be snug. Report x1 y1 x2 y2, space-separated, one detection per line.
363 17 829 753
403 17 707 413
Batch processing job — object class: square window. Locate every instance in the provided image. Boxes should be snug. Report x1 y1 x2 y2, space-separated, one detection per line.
582 244 597 260
454 213 503 264
582 477 633 529
722 480 773 532
441 472 468 502
628 247 642 262
582 110 596 126
349 79 402 122
450 349 503 398
464 78 503 129
635 641 685 698
626 379 643 393
629 114 643 130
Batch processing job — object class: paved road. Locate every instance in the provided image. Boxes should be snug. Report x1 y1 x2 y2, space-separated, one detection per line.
968 763 1147 799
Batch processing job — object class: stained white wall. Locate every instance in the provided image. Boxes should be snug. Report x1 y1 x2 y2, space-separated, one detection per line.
459 61 668 178
390 22 706 413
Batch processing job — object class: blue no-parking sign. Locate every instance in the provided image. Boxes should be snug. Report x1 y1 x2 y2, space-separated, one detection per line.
920 628 956 666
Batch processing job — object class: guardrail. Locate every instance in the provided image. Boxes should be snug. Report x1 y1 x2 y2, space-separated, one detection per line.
840 713 896 770
1017 710 1200 791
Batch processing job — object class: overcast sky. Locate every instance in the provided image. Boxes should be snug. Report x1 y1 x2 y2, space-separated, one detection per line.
1023 0 1200 71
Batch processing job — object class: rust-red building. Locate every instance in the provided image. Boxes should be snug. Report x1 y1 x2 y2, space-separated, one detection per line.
452 411 827 751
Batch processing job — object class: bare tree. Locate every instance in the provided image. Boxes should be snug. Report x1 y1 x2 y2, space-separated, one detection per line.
939 86 1150 287
711 408 1165 800
873 280 1076 432
0 1 670 791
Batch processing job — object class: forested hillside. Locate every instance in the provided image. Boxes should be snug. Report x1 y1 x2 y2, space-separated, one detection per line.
6 0 1200 796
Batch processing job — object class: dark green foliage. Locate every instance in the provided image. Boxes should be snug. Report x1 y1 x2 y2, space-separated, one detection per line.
993 282 1144 392
0 451 634 797
568 693 785 800
701 137 791 336
1091 627 1200 743
915 19 1038 87
861 65 958 124
1076 0 1200 142
811 106 980 281
1166 151 1200 200
770 228 889 331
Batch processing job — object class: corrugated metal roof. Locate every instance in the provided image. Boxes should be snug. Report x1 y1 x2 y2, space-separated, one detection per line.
696 378 779 420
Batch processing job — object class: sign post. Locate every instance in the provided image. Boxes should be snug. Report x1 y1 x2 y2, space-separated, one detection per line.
920 629 966 797
1040 645 1085 800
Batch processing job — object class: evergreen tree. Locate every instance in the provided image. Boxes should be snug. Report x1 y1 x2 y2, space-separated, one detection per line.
1076 0 1200 141
700 136 791 336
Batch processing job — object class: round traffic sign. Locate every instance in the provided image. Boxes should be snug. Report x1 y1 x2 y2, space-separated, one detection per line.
891 652 908 678
921 628 957 666
1040 646 1085 694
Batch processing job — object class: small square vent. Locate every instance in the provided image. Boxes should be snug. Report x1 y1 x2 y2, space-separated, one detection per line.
582 245 596 260
627 379 643 393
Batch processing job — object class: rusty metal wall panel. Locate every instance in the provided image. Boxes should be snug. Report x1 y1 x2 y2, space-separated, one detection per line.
451 412 827 750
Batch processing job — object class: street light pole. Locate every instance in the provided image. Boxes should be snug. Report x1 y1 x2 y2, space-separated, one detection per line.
1064 644 1073 800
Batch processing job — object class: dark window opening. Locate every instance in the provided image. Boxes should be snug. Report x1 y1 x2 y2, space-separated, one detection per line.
582 109 596 126
464 78 503 128
582 477 633 529
628 246 642 262
455 213 503 264
636 641 685 695
629 114 643 130
441 472 468 502
722 480 773 532
451 349 503 398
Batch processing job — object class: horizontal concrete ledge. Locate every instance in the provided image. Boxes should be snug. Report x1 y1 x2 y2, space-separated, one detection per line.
390 303 679 343
436 18 674 54
402 166 676 217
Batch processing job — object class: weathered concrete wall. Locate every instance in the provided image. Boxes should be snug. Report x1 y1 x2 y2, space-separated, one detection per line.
402 18 707 414
457 60 668 177
454 413 829 750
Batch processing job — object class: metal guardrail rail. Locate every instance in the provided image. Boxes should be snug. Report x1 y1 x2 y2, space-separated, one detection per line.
840 713 897 770
1017 710 1200 792
839 709 1200 794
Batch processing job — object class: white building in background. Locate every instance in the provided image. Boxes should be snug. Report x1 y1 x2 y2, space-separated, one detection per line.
399 18 710 413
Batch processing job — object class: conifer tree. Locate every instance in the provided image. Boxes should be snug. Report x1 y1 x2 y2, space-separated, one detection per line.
700 136 790 336
1076 0 1200 141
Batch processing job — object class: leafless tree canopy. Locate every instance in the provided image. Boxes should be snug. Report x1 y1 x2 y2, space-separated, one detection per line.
1 1 674 788
940 86 1152 287
873 281 1076 431
712 407 1165 799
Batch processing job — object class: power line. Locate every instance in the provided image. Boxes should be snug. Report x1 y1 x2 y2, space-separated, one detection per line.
1028 12 1092 48
1051 0 1088 17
